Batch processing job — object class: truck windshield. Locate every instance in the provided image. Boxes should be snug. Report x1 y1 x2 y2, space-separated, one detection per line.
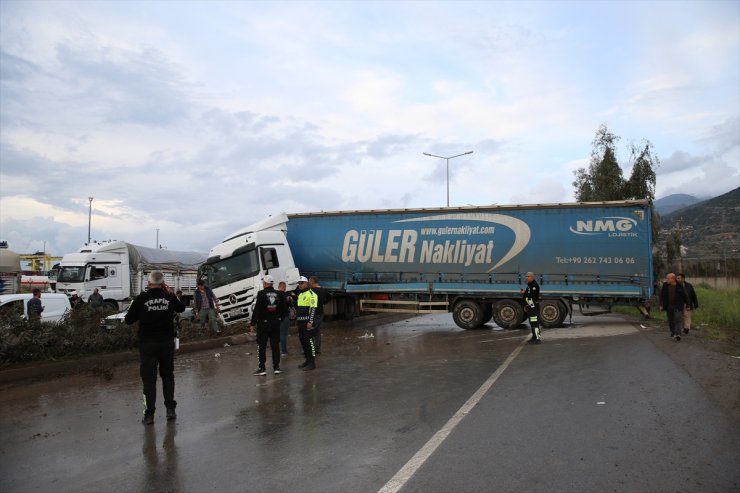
206 249 260 288
57 266 86 283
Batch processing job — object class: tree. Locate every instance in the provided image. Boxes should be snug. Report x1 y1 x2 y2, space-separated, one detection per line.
573 124 663 293
624 140 658 200
665 229 683 271
573 124 658 202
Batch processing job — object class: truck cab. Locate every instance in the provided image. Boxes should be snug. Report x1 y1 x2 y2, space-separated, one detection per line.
203 214 299 325
55 243 127 310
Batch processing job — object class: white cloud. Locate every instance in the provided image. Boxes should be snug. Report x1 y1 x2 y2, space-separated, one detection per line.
1 1 738 258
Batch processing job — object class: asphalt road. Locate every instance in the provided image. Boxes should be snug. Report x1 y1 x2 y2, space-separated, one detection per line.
0 313 737 493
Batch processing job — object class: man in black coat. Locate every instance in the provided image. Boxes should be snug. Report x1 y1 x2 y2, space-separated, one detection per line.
125 270 184 424
250 275 287 375
677 273 699 334
520 272 541 344
660 273 686 341
309 276 332 354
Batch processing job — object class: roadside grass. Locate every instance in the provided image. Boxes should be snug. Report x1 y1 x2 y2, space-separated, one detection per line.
614 285 740 352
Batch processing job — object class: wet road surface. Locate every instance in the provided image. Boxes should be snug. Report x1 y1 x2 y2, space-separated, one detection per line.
1 313 738 492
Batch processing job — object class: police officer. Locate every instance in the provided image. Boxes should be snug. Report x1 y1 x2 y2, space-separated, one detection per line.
521 272 542 344
309 276 331 355
250 275 287 375
125 270 185 425
295 276 318 371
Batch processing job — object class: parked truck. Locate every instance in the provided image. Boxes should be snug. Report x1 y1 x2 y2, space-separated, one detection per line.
203 201 653 329
55 241 206 309
202 200 653 330
0 244 22 295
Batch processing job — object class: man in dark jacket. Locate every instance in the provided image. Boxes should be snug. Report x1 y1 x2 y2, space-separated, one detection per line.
194 279 220 334
520 272 541 344
27 289 44 327
250 275 287 375
660 273 686 341
309 276 331 355
125 270 185 424
677 273 699 334
87 288 104 310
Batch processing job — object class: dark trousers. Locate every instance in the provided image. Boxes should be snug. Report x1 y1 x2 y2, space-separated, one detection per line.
257 320 281 370
279 317 290 354
298 323 317 364
139 339 176 415
667 308 684 336
313 313 323 353
525 304 541 340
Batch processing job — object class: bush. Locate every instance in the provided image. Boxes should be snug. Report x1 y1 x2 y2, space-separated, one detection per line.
0 306 136 366
0 307 243 366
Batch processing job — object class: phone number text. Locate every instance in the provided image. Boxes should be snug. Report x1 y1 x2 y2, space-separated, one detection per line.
555 256 636 264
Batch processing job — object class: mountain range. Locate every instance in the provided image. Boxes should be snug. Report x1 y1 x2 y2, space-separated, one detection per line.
657 187 740 261
653 194 703 216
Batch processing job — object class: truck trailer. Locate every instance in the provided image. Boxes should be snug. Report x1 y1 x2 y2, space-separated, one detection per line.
55 241 206 309
203 200 653 330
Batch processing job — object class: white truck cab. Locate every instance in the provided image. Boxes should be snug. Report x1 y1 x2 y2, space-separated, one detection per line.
203 213 299 325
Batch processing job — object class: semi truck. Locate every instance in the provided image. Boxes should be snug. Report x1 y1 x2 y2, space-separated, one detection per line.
202 200 653 330
55 241 206 309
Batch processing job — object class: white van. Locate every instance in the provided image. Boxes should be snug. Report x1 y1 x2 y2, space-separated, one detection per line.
0 293 71 323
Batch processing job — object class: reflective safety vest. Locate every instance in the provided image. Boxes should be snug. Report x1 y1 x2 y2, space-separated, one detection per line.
295 288 317 324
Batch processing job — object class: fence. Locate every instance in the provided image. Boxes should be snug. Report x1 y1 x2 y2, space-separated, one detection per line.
691 276 740 290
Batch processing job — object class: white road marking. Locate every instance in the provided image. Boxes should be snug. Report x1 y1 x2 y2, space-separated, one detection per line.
378 336 528 493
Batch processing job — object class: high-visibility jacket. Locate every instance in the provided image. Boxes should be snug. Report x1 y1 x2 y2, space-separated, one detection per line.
295 288 317 325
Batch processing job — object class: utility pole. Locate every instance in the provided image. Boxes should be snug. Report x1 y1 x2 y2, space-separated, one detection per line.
87 197 94 244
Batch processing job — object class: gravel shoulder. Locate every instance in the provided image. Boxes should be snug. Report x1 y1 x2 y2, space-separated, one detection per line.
628 315 740 422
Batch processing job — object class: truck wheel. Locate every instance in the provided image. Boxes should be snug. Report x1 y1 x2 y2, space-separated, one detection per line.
452 300 485 330
540 299 567 327
105 301 118 312
492 300 524 329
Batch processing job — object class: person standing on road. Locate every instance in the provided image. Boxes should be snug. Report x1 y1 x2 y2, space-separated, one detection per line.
660 273 686 341
194 279 220 335
309 276 331 355
278 281 294 355
295 276 318 371
250 275 287 376
26 289 44 327
125 270 185 425
521 272 541 344
87 288 104 311
676 273 699 334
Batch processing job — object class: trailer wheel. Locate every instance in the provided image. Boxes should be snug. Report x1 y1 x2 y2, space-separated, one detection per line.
540 299 567 327
492 299 524 329
452 300 485 330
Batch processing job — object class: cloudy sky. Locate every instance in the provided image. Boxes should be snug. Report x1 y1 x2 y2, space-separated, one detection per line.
1 1 738 258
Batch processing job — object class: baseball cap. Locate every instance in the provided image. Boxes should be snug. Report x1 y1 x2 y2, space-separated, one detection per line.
148 270 165 285
298 276 309 283
262 275 274 284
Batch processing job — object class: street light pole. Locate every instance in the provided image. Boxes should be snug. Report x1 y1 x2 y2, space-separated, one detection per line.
156 228 159 249
422 151 474 207
87 197 93 244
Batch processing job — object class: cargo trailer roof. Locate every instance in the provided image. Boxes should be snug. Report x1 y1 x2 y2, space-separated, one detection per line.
286 200 651 218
